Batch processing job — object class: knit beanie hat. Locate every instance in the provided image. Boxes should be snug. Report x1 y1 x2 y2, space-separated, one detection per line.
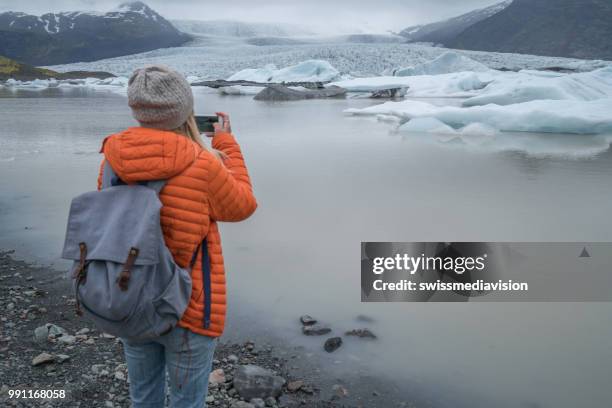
127 65 194 130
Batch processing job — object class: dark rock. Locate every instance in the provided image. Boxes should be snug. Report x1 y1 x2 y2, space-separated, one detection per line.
369 87 407 98
324 337 342 353
356 314 376 323
301 324 331 336
345 328 377 339
299 315 317 326
254 85 346 101
233 365 285 400
191 79 327 89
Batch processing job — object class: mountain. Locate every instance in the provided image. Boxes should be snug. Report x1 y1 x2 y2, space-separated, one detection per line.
172 20 313 38
0 2 191 66
448 0 612 60
0 55 114 81
400 0 512 44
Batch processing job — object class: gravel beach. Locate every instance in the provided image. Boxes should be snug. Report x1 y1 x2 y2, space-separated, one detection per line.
0 251 362 408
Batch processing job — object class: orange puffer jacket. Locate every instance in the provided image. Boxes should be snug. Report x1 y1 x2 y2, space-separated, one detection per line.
97 127 257 337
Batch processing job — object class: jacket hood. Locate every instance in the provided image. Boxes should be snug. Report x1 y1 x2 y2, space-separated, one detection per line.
101 127 198 183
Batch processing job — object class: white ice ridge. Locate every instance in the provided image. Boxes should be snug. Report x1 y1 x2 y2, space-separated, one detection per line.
345 99 612 135
226 60 344 83
386 51 490 76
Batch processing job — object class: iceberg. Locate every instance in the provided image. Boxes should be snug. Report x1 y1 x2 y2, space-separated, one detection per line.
226 60 342 83
1 76 130 95
226 64 279 83
389 52 490 76
397 117 457 135
345 98 612 135
463 66 612 106
331 72 488 98
218 85 263 95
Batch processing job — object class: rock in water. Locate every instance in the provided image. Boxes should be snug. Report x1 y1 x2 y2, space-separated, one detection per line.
302 324 331 336
369 87 408 98
299 315 317 326
233 365 285 400
324 337 343 353
345 328 377 339
254 85 346 101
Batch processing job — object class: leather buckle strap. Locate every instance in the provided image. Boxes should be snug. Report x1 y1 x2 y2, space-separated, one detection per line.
74 242 88 316
117 247 139 291
73 242 88 279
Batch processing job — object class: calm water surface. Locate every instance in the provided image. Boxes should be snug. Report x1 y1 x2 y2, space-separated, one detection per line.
1 87 611 408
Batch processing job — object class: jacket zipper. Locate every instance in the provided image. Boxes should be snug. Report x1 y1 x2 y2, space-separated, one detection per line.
201 238 211 329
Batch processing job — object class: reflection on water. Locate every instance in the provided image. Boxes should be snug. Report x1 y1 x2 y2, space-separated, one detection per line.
1 87 611 408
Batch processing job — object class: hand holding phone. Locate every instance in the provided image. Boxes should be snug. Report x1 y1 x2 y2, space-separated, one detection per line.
213 112 231 135
194 115 218 137
194 112 231 138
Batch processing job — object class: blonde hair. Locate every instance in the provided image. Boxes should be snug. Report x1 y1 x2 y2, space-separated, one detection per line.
173 113 206 149
173 113 227 161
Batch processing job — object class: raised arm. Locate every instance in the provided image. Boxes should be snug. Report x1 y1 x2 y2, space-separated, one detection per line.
207 120 257 222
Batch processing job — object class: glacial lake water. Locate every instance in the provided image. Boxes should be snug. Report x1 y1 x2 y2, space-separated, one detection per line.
1 86 611 408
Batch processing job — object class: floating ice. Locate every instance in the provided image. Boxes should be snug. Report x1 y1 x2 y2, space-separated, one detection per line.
397 117 456 135
1 76 129 94
218 85 308 95
227 60 342 83
331 71 489 97
218 85 263 95
463 66 612 106
345 98 612 135
389 52 490 76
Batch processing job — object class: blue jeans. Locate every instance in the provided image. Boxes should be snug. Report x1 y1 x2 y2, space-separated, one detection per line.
121 326 217 408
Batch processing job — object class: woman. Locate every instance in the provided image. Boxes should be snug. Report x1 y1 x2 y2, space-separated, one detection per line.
97 65 257 407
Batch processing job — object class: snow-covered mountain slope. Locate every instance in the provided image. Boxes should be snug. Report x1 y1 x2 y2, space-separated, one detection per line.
0 1 190 65
172 19 313 38
400 0 512 44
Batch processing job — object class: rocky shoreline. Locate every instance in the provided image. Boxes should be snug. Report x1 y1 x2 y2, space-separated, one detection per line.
0 251 366 408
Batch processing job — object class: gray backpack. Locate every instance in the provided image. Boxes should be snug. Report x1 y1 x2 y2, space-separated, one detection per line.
61 163 194 340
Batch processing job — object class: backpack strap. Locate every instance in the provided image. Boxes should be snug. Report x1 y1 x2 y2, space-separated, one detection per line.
102 161 166 193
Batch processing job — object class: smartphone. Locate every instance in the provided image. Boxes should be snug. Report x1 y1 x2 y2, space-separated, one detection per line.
194 115 219 134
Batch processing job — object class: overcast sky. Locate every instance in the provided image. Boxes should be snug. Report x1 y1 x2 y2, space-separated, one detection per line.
0 0 504 33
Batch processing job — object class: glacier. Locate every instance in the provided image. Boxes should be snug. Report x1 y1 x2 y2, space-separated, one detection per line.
226 60 343 83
